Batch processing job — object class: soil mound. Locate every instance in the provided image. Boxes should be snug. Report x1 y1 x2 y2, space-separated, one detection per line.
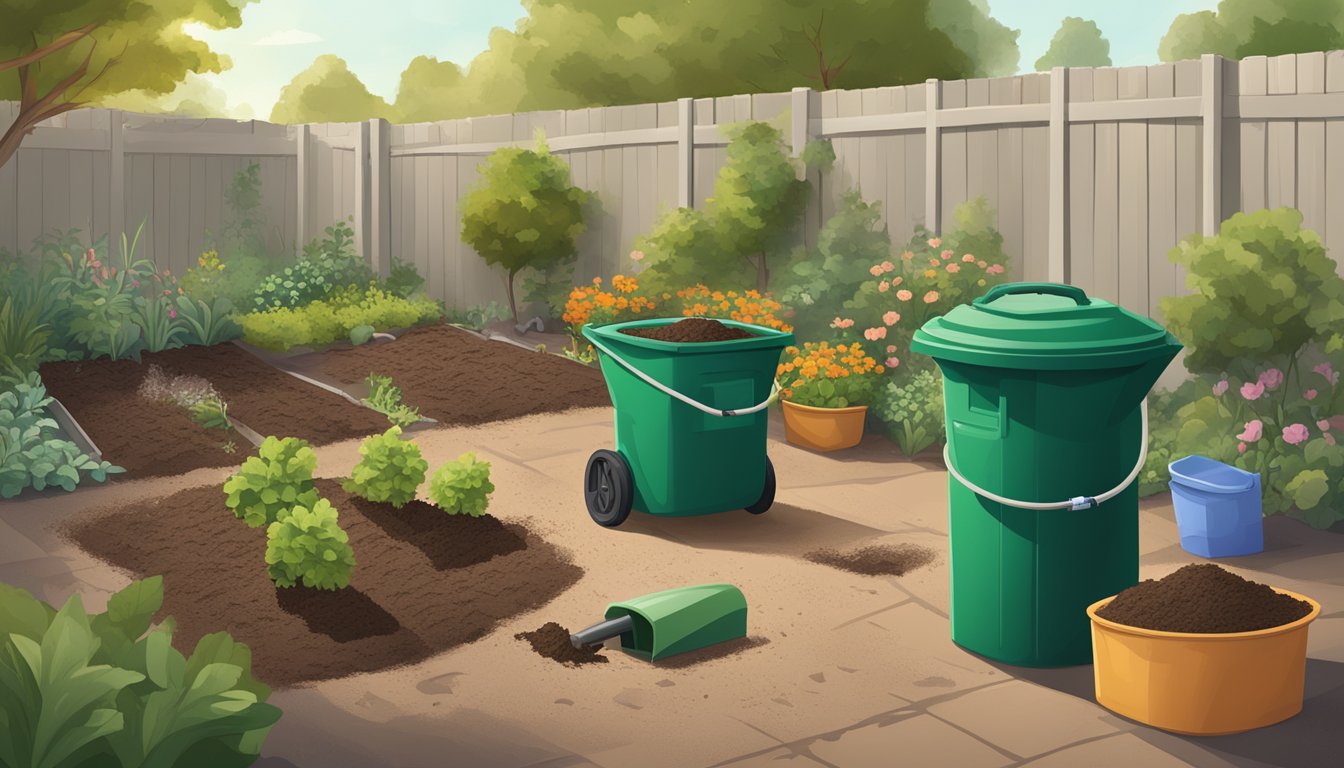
806 543 938 576
516 622 608 665
1096 563 1313 633
619 318 754 343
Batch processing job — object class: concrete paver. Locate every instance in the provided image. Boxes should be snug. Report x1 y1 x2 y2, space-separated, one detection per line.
928 679 1127 759
807 714 1015 768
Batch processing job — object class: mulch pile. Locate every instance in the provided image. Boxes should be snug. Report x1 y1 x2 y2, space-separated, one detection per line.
1096 563 1314 633
516 622 609 666
619 318 755 343
312 324 610 425
806 543 939 577
64 478 583 686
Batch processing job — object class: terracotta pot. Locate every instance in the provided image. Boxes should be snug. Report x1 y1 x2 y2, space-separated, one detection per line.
780 399 867 451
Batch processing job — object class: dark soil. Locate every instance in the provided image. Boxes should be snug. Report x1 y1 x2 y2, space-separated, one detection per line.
515 622 608 666
1096 563 1314 633
39 358 236 477
806 543 939 577
63 478 582 686
619 318 755 343
311 324 610 425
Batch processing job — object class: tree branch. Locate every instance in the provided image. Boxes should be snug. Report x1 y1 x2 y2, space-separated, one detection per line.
0 23 97 74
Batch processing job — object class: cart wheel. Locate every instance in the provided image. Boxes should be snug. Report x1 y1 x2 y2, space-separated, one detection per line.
585 450 633 527
745 456 776 515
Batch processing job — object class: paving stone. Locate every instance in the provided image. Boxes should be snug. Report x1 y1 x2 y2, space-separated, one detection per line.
1020 732 1199 767
712 747 830 767
927 679 1124 759
0 519 47 564
808 714 1013 768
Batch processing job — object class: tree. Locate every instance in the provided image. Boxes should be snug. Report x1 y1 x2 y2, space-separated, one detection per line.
270 55 393 124
0 0 251 170
1160 0 1344 62
1035 17 1112 70
459 134 590 323
99 72 252 119
393 56 465 123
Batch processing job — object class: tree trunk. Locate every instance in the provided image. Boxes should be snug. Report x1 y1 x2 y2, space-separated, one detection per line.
505 268 520 324
756 253 770 293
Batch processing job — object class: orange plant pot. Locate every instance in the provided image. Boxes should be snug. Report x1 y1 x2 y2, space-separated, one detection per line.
780 400 867 452
1087 589 1321 735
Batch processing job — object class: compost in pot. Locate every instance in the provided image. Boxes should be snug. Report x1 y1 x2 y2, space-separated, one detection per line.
618 318 755 343
1096 563 1313 633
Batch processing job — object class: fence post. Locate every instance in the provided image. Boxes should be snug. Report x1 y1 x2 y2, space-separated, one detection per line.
295 124 309 249
368 118 391 278
925 78 941 234
677 97 694 208
791 87 813 158
354 120 371 266
1201 53 1224 236
108 109 124 248
1048 67 1070 283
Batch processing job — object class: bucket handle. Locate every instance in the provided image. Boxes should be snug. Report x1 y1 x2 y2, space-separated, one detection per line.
582 328 781 418
943 398 1149 511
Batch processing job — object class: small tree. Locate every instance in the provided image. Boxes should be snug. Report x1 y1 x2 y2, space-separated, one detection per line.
460 133 590 323
1035 17 1112 70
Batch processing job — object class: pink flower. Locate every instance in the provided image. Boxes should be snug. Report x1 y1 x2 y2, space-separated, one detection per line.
1305 388 1318 401
1240 381 1265 401
1283 423 1310 445
927 238 942 248
891 276 903 286
1327 433 1338 446
168 307 177 319
1258 368 1284 391
864 327 888 341
897 289 913 302
870 265 884 276
986 264 1006 275
900 250 913 261
977 260 986 269
929 258 940 267
629 250 645 262
1212 379 1229 396
878 281 890 293
1237 419 1263 442
883 311 900 325
886 344 897 353
831 317 855 329
962 254 975 263
881 260 895 273
1238 442 1247 454
163 289 172 296
946 264 960 273
132 280 141 288
1318 419 1331 431
941 249 954 261
885 357 900 368
1314 362 1339 384
923 290 940 304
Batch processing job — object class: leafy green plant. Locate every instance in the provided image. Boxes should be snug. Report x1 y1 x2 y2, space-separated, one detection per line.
222 436 320 528
445 301 510 332
342 426 428 507
55 226 152 361
0 373 123 498
0 577 281 768
428 452 494 517
0 294 50 375
131 293 188 353
362 374 421 428
239 284 440 352
265 498 356 589
175 294 242 346
253 219 373 310
181 250 270 311
876 369 946 456
189 397 232 431
349 324 375 346
384 256 426 298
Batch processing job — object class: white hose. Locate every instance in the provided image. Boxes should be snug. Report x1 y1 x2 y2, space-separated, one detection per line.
584 332 781 418
942 398 1149 511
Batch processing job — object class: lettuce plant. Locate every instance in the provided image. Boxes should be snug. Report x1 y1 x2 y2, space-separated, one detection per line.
875 369 946 457
363 374 420 428
0 372 123 498
428 452 495 517
343 426 427 508
265 498 356 590
222 436 319 527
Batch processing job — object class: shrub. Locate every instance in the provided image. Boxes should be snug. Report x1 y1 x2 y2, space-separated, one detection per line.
349 324 375 345
343 426 428 507
384 256 426 298
0 577 281 768
875 369 946 456
428 452 495 516
265 497 356 589
175 293 243 346
239 284 441 352
181 249 270 310
460 132 590 322
222 436 320 528
444 301 511 332
776 342 886 408
252 219 373 310
363 374 421 428
0 372 123 498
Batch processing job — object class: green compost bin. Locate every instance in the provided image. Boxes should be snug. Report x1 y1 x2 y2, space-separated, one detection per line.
581 318 794 525
910 283 1181 667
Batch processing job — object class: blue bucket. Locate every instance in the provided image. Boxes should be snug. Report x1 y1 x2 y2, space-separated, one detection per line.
1168 455 1263 558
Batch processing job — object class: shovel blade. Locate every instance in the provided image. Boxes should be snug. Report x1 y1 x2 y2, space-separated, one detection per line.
603 583 747 661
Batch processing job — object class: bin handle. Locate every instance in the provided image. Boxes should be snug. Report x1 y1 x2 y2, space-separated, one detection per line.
975 282 1091 307
942 398 1149 511
582 329 781 418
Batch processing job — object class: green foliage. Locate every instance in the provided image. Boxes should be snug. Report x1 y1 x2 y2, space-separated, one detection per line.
342 426 428 508
175 294 242 346
444 301 511 332
132 293 188 354
239 284 441 352
428 452 495 517
1162 208 1344 379
362 374 421 428
876 369 947 456
1034 17 1112 70
265 498 356 590
384 257 426 299
777 341 887 408
269 54 393 124
222 436 320 528
181 251 270 311
459 134 590 322
0 294 50 375
189 397 231 431
800 138 836 172
521 259 579 319
0 577 281 768
1160 0 1344 61
253 219 373 311
0 373 123 499
349 324 375 346
393 55 465 122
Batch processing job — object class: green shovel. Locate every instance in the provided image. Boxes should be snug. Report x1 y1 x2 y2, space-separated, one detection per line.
569 583 748 661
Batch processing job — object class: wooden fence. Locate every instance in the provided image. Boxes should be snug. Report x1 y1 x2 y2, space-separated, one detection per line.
5 51 1344 327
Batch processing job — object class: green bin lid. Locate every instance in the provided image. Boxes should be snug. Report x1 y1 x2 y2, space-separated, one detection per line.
909 282 1182 370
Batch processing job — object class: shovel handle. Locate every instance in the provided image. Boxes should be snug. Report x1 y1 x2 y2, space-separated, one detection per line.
570 615 635 649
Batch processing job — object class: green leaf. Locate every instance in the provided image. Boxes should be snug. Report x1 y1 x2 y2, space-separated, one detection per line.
105 576 164 642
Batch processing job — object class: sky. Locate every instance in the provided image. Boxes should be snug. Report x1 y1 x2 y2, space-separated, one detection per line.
187 0 1223 119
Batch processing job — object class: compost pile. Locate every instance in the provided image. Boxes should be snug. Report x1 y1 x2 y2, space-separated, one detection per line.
516 622 609 666
619 318 755 343
1096 564 1313 633
806 543 938 577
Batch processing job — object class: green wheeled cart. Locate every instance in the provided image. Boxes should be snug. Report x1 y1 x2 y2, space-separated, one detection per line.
580 318 794 527
911 283 1182 667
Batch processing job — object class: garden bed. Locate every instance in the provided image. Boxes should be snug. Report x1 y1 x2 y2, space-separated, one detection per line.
64 477 582 686
296 324 611 425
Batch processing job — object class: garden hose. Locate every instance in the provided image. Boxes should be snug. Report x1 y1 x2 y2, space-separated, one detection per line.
943 398 1149 511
